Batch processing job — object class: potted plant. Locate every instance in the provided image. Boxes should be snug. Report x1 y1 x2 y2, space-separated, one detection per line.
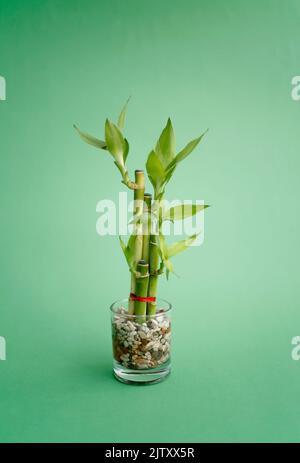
74 100 209 384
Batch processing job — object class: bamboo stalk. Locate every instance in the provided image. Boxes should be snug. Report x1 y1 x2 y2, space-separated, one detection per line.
142 193 152 263
134 260 149 323
128 170 145 314
147 233 159 316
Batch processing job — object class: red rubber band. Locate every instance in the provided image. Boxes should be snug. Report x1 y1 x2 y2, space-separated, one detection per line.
129 293 156 303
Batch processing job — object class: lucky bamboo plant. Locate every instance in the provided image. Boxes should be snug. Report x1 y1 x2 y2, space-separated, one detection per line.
74 100 208 322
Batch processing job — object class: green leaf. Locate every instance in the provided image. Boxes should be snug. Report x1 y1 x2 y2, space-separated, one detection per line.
146 150 166 192
157 233 167 260
158 234 173 271
117 97 131 130
157 233 181 279
123 138 129 164
163 164 176 185
73 125 107 150
164 258 174 280
167 233 200 258
167 130 208 171
155 191 165 201
126 234 138 268
105 119 126 165
114 161 125 176
119 234 137 270
119 236 132 268
164 204 209 221
155 118 175 168
156 164 177 198
119 236 127 254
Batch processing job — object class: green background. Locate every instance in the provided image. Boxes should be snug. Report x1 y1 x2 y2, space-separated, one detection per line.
1 0 300 443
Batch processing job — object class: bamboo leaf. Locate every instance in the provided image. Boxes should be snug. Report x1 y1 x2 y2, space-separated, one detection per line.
175 133 205 163
73 125 107 150
155 118 175 168
164 204 209 221
123 138 129 164
155 164 177 199
154 233 179 279
146 150 165 192
117 97 131 130
126 234 137 262
126 234 139 269
167 233 200 258
164 259 174 279
127 233 136 249
155 190 166 201
114 161 125 176
157 233 167 260
105 119 126 165
119 236 127 254
167 130 208 171
162 164 176 185
119 234 137 269
158 234 175 279
119 236 132 269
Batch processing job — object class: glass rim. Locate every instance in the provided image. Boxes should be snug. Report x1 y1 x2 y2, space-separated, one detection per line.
110 297 172 316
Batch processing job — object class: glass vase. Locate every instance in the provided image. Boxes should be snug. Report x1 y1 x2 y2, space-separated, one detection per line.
110 298 172 385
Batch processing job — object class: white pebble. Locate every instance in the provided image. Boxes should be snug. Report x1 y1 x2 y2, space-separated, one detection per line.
127 321 135 330
144 341 155 351
148 319 158 329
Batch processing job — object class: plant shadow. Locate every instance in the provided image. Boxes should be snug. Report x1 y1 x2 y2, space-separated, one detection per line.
71 352 115 386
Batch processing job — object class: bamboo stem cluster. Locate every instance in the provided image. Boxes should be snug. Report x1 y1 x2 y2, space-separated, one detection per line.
128 170 145 315
129 171 159 320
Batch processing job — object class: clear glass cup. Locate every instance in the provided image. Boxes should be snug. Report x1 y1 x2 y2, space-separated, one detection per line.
110 298 172 385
